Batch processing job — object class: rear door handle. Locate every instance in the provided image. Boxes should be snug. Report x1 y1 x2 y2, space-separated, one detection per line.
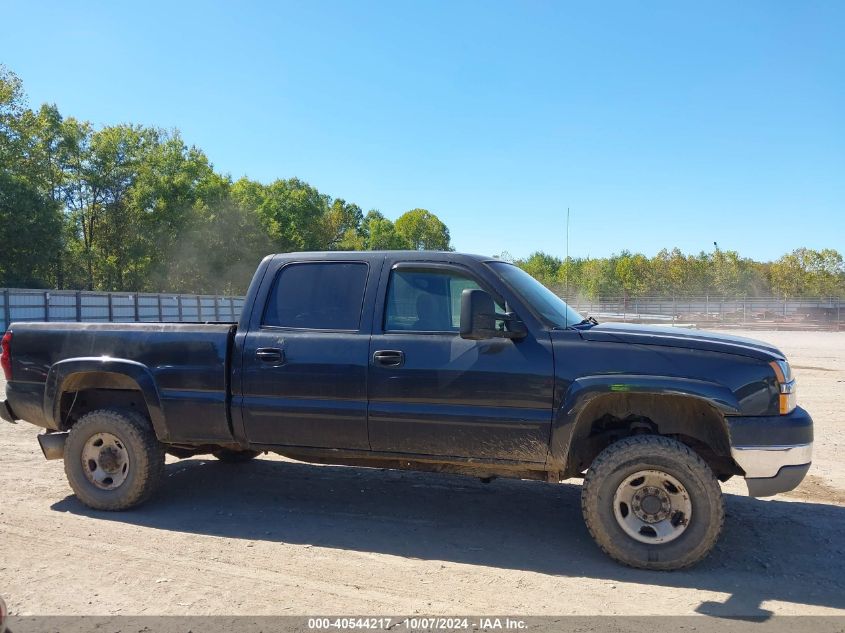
256 347 284 364
373 350 404 367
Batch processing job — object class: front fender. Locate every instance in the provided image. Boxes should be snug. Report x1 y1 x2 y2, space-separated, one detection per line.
548 374 739 469
43 357 169 441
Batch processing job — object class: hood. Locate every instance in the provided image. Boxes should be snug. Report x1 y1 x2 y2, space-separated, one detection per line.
576 322 784 362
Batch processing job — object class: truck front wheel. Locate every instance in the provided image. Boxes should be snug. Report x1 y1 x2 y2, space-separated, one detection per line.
64 408 165 511
581 435 724 570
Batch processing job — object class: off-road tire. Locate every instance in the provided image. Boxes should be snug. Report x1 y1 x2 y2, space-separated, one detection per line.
212 448 262 463
581 435 724 570
64 408 165 511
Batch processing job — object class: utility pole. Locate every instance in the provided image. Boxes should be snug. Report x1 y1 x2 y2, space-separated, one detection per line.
565 207 570 328
565 208 570 295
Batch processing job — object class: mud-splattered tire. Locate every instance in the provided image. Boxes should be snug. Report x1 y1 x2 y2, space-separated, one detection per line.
581 435 724 570
212 448 261 463
64 408 165 511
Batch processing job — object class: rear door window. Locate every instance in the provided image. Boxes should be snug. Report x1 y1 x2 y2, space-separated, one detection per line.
263 262 369 330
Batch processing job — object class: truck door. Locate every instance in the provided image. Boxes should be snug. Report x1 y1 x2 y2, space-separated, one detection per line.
238 258 380 449
367 261 554 462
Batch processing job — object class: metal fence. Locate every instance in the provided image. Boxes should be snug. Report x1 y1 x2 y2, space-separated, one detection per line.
0 289 246 333
561 295 845 330
2 288 843 332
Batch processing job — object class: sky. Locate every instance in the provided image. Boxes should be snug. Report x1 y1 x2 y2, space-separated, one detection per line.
2 0 843 261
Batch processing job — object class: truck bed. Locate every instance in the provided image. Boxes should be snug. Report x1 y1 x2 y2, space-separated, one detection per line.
4 322 237 443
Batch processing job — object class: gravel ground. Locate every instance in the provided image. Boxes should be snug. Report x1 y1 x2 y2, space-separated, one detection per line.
0 329 843 617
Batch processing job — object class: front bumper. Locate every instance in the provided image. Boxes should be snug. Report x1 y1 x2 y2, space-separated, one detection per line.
0 399 17 423
728 406 813 497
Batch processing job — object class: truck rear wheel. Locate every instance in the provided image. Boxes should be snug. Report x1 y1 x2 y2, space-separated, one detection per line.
581 435 724 570
212 448 261 463
64 408 165 511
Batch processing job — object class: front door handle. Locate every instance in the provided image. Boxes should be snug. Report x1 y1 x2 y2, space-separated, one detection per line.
256 347 284 364
373 350 404 367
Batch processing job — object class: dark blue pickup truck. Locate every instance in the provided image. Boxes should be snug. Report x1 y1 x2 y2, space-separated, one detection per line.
0 251 813 569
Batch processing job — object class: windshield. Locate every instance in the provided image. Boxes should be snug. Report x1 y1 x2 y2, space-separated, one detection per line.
488 261 584 329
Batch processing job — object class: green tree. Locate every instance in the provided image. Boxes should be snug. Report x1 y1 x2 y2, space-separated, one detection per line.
394 208 452 250
519 251 561 286
321 198 363 250
615 251 652 298
709 249 742 296
813 249 845 297
770 252 804 298
652 248 688 295
163 174 273 294
579 258 618 298
556 257 583 298
1 67 465 292
0 172 63 286
359 210 410 250
770 248 845 298
0 66 63 287
233 177 329 252
58 123 158 289
130 133 220 291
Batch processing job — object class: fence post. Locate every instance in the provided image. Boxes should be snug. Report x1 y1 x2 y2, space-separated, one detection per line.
107 293 113 322
75 291 82 322
134 293 140 322
43 291 50 322
229 297 235 321
157 294 163 321
177 295 183 322
197 296 202 322
214 296 220 321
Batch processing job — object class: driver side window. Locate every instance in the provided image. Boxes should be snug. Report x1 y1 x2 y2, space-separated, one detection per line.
384 269 503 333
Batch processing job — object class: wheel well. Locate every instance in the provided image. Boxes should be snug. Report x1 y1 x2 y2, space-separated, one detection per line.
565 393 739 479
58 375 151 431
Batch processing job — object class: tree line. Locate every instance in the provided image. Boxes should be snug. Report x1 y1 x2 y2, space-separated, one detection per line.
0 67 451 294
513 247 845 299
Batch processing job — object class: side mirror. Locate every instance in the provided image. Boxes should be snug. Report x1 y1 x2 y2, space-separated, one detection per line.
460 289 527 340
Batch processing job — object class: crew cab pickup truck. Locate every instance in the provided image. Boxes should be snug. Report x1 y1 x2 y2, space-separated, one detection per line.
0 251 813 569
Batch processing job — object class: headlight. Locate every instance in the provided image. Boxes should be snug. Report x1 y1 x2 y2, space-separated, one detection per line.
769 360 797 415
770 360 793 383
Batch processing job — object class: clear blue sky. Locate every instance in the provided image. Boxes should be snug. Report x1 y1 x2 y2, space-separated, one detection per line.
3 1 843 261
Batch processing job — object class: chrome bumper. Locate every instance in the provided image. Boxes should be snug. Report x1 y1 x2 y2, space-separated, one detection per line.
731 443 812 497
731 443 813 479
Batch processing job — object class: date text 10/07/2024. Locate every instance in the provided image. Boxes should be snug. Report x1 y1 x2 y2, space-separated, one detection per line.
307 617 528 630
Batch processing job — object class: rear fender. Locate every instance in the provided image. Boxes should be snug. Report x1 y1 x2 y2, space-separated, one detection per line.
43 358 168 441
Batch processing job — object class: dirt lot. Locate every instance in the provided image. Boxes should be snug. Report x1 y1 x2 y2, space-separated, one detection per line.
1 330 843 617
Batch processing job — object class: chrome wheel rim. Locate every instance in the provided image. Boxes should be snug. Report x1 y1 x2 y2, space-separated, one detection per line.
81 432 130 490
612 469 692 544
